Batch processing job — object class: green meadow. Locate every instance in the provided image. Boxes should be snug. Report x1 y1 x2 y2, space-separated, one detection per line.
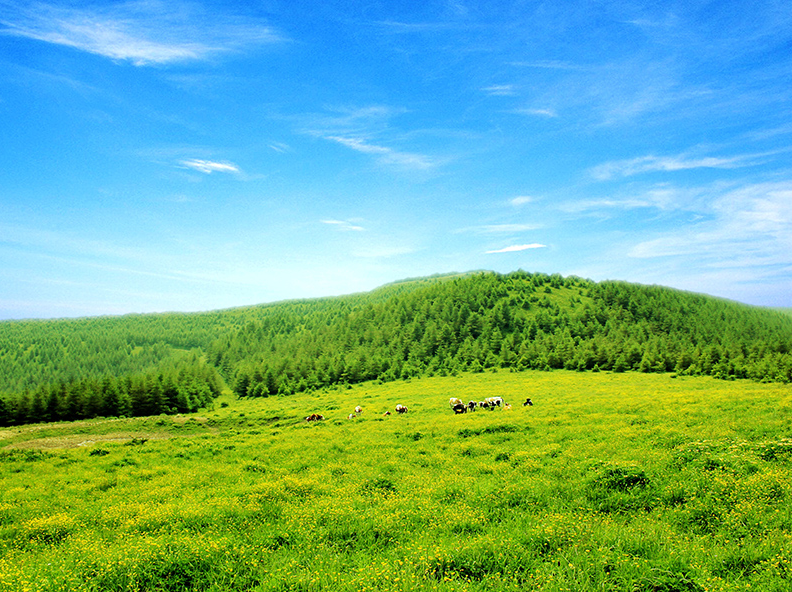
1 370 791 591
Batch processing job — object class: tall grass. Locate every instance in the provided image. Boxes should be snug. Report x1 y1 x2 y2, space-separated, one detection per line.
1 370 791 591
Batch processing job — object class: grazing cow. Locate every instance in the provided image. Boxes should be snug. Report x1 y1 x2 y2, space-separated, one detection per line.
355 406 363 414
503 403 512 410
467 400 477 412
383 411 391 416
449 397 463 408
305 413 324 422
452 403 467 414
348 413 356 420
486 396 504 408
523 398 533 406
395 404 408 414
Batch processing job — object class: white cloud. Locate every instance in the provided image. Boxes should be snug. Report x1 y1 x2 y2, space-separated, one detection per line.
297 106 438 171
590 152 770 180
482 224 540 233
747 123 792 141
510 60 582 71
486 224 538 233
456 223 541 234
559 182 731 216
628 181 792 268
482 84 516 96
325 136 390 155
267 142 291 153
301 106 402 137
0 2 282 66
179 159 240 174
487 243 547 254
322 219 365 232
325 135 435 170
510 195 534 206
515 108 558 118
351 245 415 258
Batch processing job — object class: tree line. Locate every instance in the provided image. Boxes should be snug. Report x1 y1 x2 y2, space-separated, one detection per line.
0 352 222 427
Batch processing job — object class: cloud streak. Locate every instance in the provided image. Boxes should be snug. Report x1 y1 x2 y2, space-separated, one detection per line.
0 1 282 66
325 135 435 170
297 106 438 171
322 219 365 232
487 244 547 254
179 159 240 174
482 84 516 96
628 181 792 268
590 151 773 180
515 108 558 118
460 223 541 234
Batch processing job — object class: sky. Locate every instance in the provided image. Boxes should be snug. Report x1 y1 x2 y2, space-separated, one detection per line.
1 0 792 319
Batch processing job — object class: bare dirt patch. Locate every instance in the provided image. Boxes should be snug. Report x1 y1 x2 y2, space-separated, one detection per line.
4 432 171 450
0 415 215 450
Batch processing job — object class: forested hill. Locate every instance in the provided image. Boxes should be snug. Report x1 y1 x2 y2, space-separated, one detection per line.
2 271 792 426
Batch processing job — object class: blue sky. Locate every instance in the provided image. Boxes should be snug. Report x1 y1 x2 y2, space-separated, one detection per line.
1 0 792 319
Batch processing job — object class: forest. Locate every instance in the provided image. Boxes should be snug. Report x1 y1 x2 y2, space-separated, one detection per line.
2 270 792 427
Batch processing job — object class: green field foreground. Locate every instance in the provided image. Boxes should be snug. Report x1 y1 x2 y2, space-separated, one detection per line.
1 371 791 591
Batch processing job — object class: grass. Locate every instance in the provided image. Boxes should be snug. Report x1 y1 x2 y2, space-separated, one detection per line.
1 370 791 591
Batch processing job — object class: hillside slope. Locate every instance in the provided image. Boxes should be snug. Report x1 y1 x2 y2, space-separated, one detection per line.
216 271 792 397
1 271 791 426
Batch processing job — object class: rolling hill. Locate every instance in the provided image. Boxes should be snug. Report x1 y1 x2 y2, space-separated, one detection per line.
1 270 791 427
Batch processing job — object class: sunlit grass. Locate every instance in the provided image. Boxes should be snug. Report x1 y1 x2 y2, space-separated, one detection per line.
1 370 791 590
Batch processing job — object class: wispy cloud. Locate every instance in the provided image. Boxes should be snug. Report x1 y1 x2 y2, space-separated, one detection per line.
0 223 207 285
628 181 792 268
485 224 540 233
510 60 583 71
487 243 547 254
351 245 415 258
297 106 439 171
746 123 792 142
325 136 390 156
482 84 516 96
590 151 772 180
375 20 465 33
322 219 365 232
324 135 435 170
0 1 282 66
515 108 558 118
456 223 541 234
267 142 291 154
179 159 240 174
511 55 706 129
562 179 758 219
299 105 401 137
510 196 534 206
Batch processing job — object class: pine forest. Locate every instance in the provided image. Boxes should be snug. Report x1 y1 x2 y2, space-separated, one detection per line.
2 271 792 427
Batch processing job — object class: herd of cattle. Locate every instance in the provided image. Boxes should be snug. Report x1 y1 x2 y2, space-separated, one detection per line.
447 396 532 414
305 397 532 422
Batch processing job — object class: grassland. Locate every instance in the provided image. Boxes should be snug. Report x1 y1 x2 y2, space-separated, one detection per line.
1 370 791 591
